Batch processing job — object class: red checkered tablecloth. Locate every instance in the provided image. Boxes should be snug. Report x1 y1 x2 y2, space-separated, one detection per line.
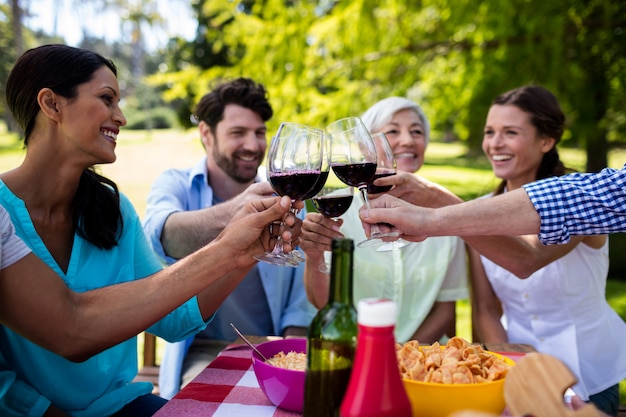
153 344 301 417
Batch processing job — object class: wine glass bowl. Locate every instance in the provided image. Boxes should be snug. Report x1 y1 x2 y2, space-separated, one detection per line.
312 186 354 273
326 117 399 248
255 122 324 267
367 132 397 194
326 117 377 189
300 132 331 201
312 186 354 219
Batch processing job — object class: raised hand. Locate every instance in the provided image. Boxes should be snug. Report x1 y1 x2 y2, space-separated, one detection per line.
300 212 345 258
375 171 463 208
227 182 277 210
213 196 304 268
358 193 431 242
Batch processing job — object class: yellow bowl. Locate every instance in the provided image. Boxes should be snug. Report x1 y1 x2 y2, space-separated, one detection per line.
402 350 515 417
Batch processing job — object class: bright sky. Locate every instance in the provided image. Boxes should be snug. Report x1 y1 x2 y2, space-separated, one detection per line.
25 0 197 51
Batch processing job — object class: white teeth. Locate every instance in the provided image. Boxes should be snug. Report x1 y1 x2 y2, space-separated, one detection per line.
395 153 416 159
492 154 512 161
102 130 117 140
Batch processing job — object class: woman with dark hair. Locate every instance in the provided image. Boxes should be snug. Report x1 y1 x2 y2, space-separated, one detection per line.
0 44 302 417
470 85 625 416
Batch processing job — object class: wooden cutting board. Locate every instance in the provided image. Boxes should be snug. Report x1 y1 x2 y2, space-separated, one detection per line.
450 352 603 417
504 352 602 417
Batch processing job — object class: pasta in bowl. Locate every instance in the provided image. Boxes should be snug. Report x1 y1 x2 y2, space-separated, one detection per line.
251 338 306 413
397 337 515 417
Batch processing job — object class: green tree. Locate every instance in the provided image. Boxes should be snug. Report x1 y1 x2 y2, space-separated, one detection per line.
152 0 626 170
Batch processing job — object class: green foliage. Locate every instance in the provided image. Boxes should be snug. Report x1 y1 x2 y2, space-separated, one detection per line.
149 0 625 171
122 105 179 130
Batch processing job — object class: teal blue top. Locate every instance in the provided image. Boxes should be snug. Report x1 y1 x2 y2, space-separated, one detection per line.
0 181 208 417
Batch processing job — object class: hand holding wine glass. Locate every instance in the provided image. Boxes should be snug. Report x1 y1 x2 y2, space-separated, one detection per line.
326 117 399 248
254 122 323 267
368 132 410 251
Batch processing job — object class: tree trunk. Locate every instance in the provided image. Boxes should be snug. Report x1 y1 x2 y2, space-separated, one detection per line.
10 0 23 54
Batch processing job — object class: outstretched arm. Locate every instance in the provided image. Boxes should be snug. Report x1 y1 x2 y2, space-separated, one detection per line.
0 196 296 362
360 188 540 241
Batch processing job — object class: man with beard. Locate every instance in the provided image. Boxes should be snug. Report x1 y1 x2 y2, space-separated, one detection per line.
142 78 314 399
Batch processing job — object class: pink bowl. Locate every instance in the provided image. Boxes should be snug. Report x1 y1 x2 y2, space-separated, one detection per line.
251 338 306 413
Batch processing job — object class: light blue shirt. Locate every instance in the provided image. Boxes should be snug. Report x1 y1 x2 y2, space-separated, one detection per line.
0 182 209 417
142 157 315 399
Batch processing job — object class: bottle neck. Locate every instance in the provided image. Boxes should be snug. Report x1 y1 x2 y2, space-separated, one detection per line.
328 239 354 306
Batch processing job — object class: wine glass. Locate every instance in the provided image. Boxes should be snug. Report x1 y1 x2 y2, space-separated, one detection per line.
326 117 399 248
254 122 324 267
367 132 396 194
368 132 410 252
300 131 331 200
311 185 354 273
289 131 331 262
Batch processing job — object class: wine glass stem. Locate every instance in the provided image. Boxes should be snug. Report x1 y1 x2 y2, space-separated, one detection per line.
269 232 285 256
359 186 382 237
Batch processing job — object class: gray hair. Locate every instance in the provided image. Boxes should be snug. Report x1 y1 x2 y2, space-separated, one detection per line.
360 97 430 145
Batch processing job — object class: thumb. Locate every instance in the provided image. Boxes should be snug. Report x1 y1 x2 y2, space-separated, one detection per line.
248 195 291 226
359 205 377 224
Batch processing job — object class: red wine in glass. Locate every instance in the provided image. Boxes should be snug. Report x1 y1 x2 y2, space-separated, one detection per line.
255 121 324 267
331 162 376 188
312 194 354 218
367 170 395 194
301 171 329 200
269 170 322 200
326 117 399 249
312 186 354 273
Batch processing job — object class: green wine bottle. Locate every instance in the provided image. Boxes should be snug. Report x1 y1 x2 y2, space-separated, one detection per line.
303 238 358 417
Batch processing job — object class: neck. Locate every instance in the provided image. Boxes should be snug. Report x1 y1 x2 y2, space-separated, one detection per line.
2 150 81 213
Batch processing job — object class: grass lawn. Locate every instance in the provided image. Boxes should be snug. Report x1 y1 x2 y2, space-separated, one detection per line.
0 127 624 403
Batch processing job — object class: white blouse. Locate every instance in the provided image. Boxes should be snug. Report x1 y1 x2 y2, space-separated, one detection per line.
481 239 626 400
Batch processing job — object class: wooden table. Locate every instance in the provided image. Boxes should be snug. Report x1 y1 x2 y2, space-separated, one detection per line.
153 337 535 417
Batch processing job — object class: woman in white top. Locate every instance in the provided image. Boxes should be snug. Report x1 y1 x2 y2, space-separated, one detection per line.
470 85 626 416
301 97 468 343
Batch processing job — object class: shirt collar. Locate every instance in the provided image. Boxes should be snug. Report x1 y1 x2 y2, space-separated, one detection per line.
189 156 266 188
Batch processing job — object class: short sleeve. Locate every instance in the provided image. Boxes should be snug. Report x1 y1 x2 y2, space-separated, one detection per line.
0 206 31 269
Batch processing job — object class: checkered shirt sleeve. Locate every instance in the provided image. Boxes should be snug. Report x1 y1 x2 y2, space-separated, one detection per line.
523 165 626 245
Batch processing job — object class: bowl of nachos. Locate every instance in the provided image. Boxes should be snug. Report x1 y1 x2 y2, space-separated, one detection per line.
396 336 515 417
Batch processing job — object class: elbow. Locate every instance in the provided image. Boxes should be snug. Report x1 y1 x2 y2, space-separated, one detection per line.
44 341 97 363
54 338 104 362
63 351 94 363
52 326 110 362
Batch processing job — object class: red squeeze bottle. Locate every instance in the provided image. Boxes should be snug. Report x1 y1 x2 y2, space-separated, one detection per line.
340 298 412 417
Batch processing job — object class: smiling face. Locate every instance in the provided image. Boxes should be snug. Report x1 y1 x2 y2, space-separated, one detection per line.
202 103 267 183
376 108 427 173
482 104 556 190
55 66 126 165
